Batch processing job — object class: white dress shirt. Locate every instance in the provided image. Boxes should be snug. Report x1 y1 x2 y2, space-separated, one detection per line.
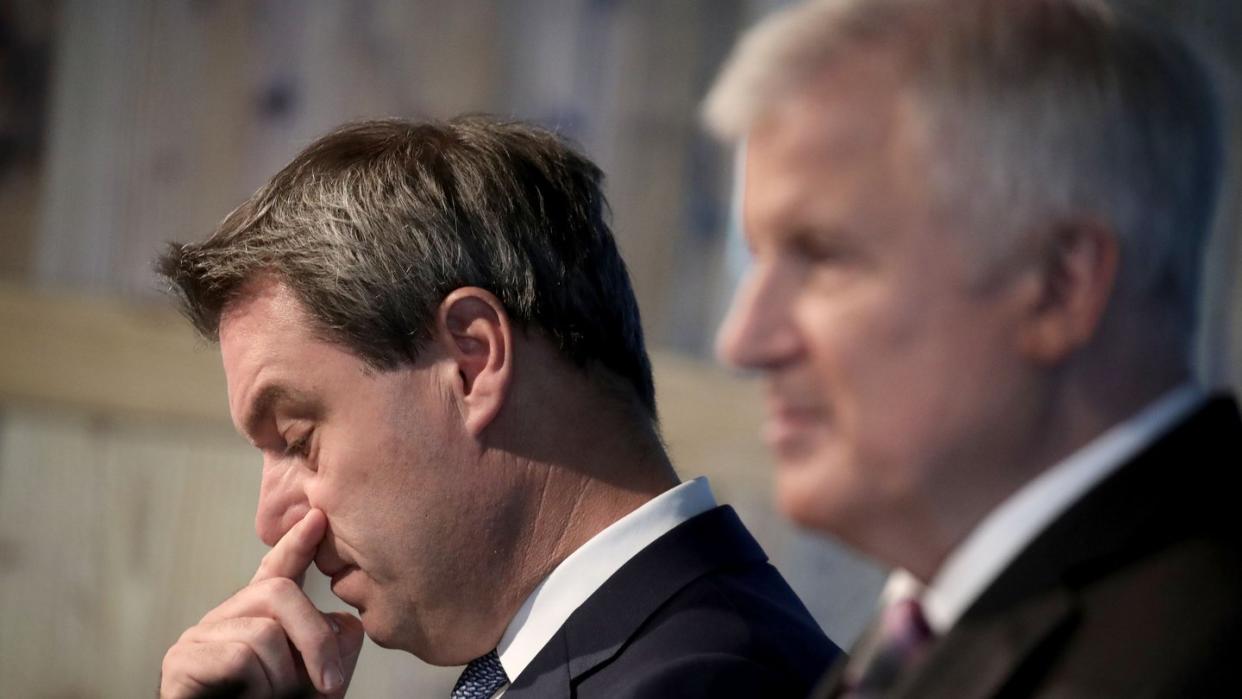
489 477 718 695
919 384 1206 634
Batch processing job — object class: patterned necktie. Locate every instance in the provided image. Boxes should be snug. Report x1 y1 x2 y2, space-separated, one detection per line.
451 649 509 699
839 598 935 698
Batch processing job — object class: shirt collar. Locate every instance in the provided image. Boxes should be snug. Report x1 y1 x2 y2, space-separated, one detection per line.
495 477 718 683
921 384 1206 634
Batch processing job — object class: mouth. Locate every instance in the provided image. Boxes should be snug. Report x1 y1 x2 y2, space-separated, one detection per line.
328 565 363 607
312 535 365 608
763 398 827 455
315 557 359 593
327 564 360 592
328 565 356 586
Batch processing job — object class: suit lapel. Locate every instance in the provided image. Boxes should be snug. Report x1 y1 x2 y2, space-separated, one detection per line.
894 586 1077 699
897 396 1240 698
504 506 768 697
813 585 1076 699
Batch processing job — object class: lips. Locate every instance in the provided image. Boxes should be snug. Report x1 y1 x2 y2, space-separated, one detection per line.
329 565 356 586
315 545 363 605
327 565 363 609
763 396 827 456
315 555 358 590
766 393 827 426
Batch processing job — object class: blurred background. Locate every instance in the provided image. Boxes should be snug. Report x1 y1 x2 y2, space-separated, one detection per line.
0 1 1238 696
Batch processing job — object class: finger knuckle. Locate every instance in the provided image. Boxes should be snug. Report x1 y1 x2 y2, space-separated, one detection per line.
259 549 278 568
161 643 185 676
262 576 299 596
219 643 255 675
176 625 197 644
158 674 196 699
251 617 285 645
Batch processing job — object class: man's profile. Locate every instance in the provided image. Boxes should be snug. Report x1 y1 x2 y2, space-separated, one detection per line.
156 117 840 698
705 0 1240 695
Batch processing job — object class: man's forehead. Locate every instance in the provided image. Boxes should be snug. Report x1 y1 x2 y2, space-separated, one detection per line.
743 83 909 236
218 279 321 428
219 276 309 336
750 57 905 159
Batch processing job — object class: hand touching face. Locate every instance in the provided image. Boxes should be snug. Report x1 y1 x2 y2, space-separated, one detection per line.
159 509 365 698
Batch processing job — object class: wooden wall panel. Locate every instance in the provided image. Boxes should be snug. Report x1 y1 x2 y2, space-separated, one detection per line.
29 0 1237 369
0 408 463 697
27 0 750 357
0 282 228 422
0 411 259 697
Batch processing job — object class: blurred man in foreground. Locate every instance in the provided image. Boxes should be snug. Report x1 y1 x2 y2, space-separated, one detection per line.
706 0 1240 695
155 117 839 698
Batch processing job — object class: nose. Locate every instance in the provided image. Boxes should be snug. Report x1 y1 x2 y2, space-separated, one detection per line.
716 262 801 370
254 455 312 547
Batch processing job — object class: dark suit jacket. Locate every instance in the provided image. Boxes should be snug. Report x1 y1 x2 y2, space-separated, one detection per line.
504 505 842 698
820 395 1242 698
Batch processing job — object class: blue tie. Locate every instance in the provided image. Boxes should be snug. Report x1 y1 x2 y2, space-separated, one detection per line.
451 649 509 699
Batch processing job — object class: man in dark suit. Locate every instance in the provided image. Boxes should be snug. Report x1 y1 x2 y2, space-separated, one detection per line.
155 117 839 698
506 505 837 697
703 0 1240 695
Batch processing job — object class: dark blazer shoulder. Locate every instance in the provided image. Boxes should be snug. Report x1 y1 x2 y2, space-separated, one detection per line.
508 505 842 698
900 396 1242 699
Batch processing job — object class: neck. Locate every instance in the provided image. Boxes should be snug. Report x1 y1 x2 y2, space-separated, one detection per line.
525 447 678 579
900 357 1190 582
471 371 679 649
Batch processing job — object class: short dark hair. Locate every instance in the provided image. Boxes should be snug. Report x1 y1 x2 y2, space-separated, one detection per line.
158 116 656 417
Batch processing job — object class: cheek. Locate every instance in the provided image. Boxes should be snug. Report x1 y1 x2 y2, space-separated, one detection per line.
313 421 437 525
794 291 898 394
304 432 375 511
795 291 946 454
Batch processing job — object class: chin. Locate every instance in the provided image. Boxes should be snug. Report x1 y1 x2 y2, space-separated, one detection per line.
773 450 858 533
403 634 482 667
363 610 452 663
355 607 401 649
774 465 824 526
775 479 828 531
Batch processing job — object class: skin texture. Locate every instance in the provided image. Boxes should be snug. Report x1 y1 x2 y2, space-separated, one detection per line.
161 276 676 696
222 279 540 658
160 508 364 698
715 56 1129 580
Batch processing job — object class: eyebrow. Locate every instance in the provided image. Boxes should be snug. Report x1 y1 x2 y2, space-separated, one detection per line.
238 384 321 442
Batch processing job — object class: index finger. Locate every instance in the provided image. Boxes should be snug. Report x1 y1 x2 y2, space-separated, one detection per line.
251 508 327 584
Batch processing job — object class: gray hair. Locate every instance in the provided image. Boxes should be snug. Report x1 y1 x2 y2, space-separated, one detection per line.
158 116 657 417
705 0 1223 347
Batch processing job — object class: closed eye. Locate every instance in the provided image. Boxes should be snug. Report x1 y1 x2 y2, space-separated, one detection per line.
789 230 849 263
283 431 313 459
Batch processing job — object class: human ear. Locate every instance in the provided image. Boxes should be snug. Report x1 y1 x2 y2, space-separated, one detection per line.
435 287 514 436
1016 218 1119 364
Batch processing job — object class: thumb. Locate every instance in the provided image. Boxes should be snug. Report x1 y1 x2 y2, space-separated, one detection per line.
324 612 365 698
